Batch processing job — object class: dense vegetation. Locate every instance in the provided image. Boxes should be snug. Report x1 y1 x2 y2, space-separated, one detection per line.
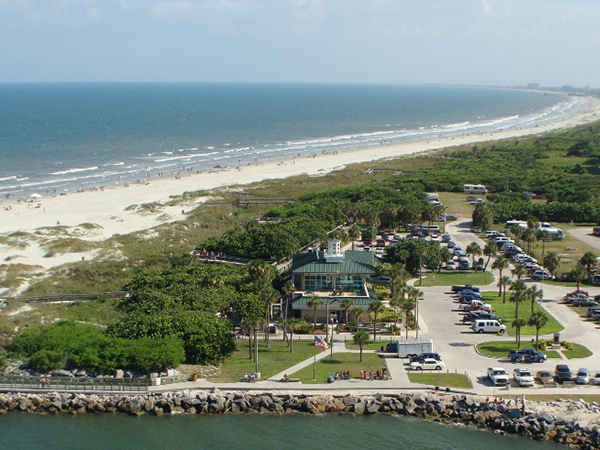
9 321 185 373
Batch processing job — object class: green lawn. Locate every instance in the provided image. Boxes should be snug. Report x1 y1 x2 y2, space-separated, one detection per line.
563 343 593 359
212 339 318 382
476 340 561 358
290 352 386 384
408 372 472 389
417 270 494 287
480 291 563 336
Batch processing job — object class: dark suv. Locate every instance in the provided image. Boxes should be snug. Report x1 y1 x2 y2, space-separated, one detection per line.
555 364 572 384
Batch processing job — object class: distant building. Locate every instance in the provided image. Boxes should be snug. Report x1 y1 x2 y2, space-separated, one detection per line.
290 239 377 323
527 83 540 89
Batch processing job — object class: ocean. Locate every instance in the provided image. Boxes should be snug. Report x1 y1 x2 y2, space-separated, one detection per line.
0 83 583 198
0 413 562 449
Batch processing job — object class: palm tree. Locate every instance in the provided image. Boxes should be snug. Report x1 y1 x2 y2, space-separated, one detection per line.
483 242 498 271
528 311 549 351
353 330 370 363
248 259 273 281
572 266 587 291
400 296 415 338
388 296 402 325
537 229 551 259
340 298 353 325
287 318 301 353
407 287 423 338
543 251 560 278
440 247 452 271
307 295 323 329
492 256 509 296
580 252 597 280
466 242 482 271
509 279 527 320
351 307 364 325
511 226 524 245
368 299 385 342
512 317 527 348
511 264 526 281
499 275 511 303
527 285 543 315
522 228 536 254
527 218 540 232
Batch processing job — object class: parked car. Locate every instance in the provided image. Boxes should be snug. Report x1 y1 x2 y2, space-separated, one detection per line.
467 311 501 323
447 241 456 249
576 368 590 385
593 373 600 385
409 358 445 371
531 270 553 281
466 196 478 202
452 285 480 293
514 368 535 387
410 352 442 363
446 215 458 221
441 234 452 243
536 370 554 385
572 297 598 307
446 261 456 270
488 367 509 385
587 306 600 317
555 364 573 384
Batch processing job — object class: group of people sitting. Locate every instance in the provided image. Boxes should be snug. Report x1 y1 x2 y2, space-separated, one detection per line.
241 372 259 382
360 367 387 380
328 371 351 382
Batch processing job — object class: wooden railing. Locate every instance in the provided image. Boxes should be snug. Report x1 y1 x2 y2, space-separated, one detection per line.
0 376 149 393
1 291 130 304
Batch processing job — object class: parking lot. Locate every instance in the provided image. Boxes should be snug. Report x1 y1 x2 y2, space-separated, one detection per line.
415 219 600 394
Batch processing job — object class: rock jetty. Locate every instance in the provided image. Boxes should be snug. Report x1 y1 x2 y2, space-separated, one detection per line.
0 390 598 448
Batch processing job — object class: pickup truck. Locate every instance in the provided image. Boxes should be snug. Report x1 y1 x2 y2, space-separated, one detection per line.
488 367 509 385
513 368 535 387
459 300 492 312
508 348 547 363
452 284 480 293
459 291 483 301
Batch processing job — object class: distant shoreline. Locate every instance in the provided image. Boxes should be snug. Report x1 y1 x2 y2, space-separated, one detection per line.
0 95 599 272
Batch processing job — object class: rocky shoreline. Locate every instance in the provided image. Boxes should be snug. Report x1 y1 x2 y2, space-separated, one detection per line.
1 390 599 448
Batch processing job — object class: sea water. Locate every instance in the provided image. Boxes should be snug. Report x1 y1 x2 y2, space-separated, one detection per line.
0 83 581 197
0 413 562 449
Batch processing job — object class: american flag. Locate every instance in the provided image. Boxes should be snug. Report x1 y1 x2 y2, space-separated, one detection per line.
315 336 328 351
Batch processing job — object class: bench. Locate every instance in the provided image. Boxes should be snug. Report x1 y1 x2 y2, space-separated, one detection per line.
281 377 301 383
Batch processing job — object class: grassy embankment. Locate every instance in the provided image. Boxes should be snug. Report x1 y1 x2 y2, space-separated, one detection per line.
417 270 494 288
407 372 472 389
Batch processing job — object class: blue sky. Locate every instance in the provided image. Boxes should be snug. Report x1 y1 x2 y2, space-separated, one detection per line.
0 0 598 86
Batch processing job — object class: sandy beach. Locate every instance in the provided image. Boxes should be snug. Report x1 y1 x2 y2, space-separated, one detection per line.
1 95 600 274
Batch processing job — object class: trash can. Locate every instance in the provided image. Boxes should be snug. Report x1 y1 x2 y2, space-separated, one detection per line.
191 374 198 382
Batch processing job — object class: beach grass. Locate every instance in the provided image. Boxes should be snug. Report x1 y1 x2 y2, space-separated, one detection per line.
290 352 386 384
210 339 318 383
480 291 563 336
417 270 494 288
407 372 472 389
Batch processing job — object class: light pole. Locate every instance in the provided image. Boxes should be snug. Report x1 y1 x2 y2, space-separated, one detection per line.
325 298 338 341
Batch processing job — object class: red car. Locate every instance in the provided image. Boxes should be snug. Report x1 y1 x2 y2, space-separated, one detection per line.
532 194 547 200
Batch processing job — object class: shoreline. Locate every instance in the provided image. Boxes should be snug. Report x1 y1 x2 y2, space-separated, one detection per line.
1 95 599 272
1 390 598 448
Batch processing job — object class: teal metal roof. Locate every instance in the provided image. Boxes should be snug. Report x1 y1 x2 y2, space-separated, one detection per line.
291 250 376 275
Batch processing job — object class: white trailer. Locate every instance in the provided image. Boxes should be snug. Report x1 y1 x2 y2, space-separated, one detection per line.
463 184 488 194
386 339 434 358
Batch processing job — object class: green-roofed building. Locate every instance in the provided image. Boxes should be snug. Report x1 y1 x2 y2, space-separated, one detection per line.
290 239 377 323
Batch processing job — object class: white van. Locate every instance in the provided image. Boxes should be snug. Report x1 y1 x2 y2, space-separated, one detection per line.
471 320 506 334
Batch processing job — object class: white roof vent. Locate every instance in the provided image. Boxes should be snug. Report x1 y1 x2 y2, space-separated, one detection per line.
325 239 344 263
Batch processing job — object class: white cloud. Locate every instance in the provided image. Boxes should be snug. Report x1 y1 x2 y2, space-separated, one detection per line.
481 0 493 15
